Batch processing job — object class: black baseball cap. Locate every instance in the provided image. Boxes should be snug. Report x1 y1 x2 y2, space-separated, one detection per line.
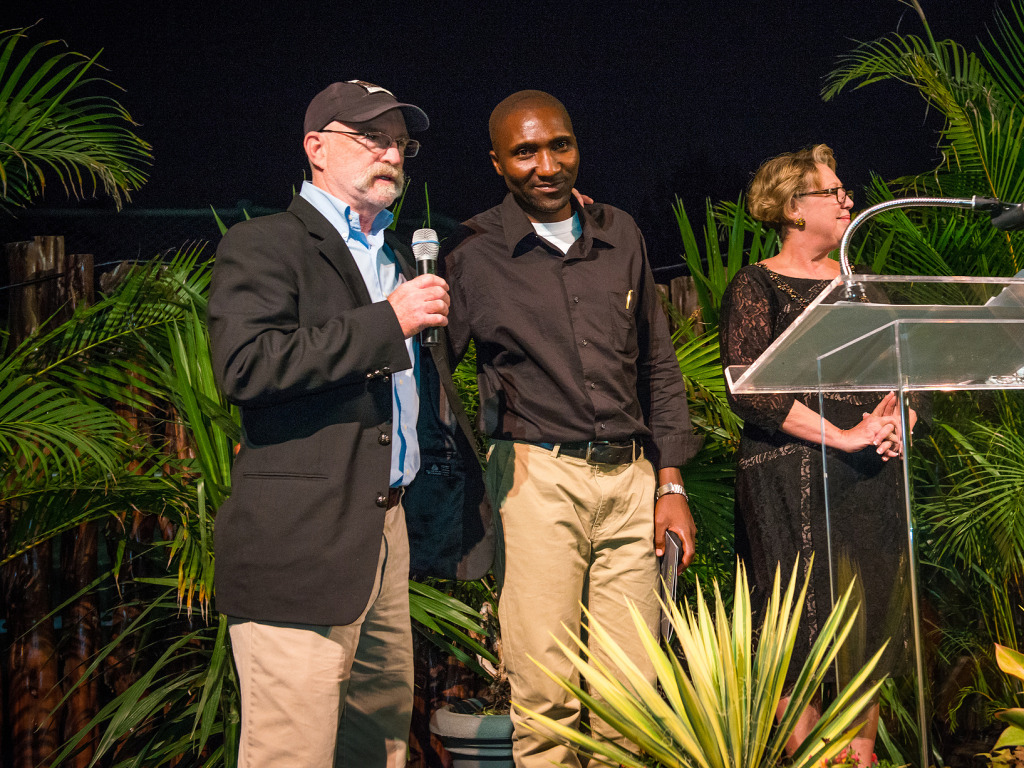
303 80 429 134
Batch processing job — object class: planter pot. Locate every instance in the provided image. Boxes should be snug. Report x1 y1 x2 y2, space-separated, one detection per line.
429 698 514 768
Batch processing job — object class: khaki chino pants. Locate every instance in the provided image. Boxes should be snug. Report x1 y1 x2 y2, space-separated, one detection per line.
228 502 413 768
486 440 660 768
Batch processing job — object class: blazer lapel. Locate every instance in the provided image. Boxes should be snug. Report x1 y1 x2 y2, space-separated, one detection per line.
288 195 373 306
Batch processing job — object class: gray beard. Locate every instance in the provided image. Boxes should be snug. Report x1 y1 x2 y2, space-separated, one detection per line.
358 162 405 207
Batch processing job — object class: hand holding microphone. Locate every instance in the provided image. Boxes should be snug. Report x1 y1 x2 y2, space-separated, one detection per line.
387 228 449 342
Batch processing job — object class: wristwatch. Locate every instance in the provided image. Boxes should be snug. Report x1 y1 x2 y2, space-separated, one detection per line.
655 482 688 501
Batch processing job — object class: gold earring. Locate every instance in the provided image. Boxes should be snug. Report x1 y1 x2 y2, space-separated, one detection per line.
795 217 806 227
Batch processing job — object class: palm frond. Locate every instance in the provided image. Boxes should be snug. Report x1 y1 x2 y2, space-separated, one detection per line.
0 27 150 210
51 595 237 768
0 372 126 484
917 404 1024 580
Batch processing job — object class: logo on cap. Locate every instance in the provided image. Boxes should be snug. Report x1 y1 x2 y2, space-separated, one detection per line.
345 80 396 98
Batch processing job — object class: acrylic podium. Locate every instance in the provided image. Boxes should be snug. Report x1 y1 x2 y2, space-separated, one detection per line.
725 273 1024 767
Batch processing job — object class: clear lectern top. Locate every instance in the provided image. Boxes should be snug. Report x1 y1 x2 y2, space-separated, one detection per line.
725 274 1024 394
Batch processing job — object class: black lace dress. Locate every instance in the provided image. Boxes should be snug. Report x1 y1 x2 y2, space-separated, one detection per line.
719 263 911 685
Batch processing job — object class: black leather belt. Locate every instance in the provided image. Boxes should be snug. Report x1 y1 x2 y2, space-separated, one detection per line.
535 439 640 465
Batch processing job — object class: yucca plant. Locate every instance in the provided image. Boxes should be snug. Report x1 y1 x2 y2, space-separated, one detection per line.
521 559 884 768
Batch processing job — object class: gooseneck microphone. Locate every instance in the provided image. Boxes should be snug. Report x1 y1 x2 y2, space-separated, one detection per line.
411 228 441 347
839 195 1024 277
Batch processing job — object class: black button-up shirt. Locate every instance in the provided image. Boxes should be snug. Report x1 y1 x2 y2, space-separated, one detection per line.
443 194 701 469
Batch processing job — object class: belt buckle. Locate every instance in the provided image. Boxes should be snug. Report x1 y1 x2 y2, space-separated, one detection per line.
586 440 637 465
585 441 617 465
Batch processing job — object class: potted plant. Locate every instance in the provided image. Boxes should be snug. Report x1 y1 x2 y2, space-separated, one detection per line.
426 580 514 768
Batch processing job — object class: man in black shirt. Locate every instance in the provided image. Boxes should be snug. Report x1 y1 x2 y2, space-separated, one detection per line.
443 90 701 768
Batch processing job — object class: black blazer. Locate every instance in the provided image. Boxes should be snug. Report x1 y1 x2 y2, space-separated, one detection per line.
208 195 489 625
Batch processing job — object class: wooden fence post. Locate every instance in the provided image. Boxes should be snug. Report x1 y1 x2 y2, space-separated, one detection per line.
2 237 96 768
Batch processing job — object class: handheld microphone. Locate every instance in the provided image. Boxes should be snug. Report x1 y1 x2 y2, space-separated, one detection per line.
412 228 441 347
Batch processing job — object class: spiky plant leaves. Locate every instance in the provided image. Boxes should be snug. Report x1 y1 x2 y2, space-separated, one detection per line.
520 559 883 768
668 194 782 593
673 196 778 329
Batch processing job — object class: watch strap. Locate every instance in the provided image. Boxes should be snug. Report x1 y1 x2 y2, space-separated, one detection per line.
655 482 688 501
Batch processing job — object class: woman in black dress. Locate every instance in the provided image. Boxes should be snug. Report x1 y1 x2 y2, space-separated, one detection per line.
720 144 914 766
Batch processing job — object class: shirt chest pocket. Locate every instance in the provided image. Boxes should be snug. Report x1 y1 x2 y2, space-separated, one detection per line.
607 291 638 354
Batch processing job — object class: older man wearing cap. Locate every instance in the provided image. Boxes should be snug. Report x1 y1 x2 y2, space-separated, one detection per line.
208 80 454 767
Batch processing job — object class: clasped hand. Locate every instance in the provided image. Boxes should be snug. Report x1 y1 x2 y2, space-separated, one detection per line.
842 391 903 461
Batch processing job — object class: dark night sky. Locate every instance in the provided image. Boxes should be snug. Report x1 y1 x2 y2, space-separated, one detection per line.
8 1 999 273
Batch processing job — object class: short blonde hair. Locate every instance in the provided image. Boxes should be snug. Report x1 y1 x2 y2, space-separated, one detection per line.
747 144 836 231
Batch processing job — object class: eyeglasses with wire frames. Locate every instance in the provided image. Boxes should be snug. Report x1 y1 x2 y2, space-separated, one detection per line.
318 129 420 158
793 186 852 204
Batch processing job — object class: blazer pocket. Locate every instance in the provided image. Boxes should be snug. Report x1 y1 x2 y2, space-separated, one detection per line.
241 469 328 479
237 426 329 479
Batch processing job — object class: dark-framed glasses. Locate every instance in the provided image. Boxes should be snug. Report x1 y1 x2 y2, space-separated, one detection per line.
319 129 420 157
794 186 851 204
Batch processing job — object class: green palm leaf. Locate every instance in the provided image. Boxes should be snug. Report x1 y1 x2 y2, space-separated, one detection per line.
0 27 150 210
824 10 1024 277
918 407 1024 580
0 369 125 484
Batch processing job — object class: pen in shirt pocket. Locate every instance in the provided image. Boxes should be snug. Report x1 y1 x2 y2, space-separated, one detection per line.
626 289 634 310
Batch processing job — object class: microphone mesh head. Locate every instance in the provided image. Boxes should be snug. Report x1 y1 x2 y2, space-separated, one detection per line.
412 228 440 260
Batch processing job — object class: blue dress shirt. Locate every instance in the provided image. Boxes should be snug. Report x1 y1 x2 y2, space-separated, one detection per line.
299 181 420 487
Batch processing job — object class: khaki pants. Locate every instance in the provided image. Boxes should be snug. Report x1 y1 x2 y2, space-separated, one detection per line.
486 441 660 768
228 503 412 768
